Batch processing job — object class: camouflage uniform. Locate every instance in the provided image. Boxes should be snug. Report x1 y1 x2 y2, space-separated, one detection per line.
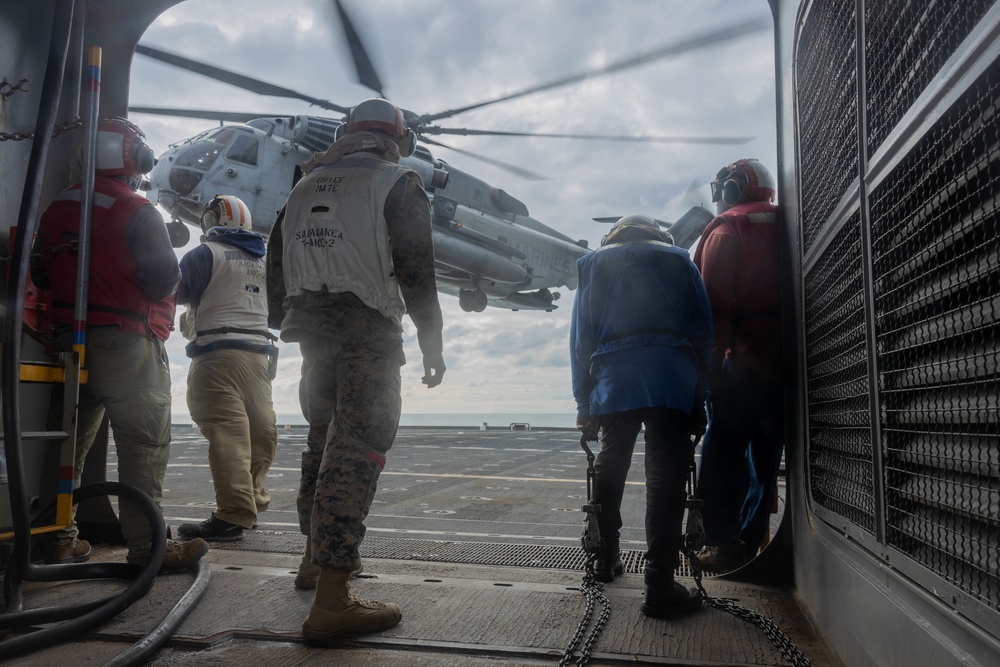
267 138 443 570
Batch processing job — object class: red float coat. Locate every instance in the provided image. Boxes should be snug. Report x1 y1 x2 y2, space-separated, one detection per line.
38 177 176 341
692 200 782 382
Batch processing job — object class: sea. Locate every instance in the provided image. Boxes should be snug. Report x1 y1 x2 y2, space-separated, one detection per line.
284 412 577 429
173 413 577 429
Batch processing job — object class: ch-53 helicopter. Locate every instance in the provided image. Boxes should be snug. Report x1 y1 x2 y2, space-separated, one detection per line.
131 1 763 312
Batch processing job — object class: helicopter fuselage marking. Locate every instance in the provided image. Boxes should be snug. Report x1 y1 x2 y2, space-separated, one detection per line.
510 241 573 277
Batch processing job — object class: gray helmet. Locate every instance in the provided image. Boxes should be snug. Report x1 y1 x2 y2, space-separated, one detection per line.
601 214 672 246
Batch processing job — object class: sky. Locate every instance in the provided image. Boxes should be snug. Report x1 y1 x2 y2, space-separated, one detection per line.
128 0 777 421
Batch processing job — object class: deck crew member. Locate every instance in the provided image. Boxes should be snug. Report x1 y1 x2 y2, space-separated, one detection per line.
267 97 446 642
570 214 712 616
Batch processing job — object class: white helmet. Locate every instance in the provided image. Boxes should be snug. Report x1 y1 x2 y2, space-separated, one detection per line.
201 194 252 232
601 214 672 246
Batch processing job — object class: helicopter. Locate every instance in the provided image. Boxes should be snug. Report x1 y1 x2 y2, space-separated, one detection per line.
131 1 764 312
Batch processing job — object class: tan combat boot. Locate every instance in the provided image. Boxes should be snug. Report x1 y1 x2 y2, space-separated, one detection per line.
301 566 401 644
295 539 321 589
295 540 363 590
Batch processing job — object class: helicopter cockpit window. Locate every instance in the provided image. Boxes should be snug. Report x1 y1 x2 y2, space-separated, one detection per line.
226 134 259 166
174 143 223 171
205 127 239 145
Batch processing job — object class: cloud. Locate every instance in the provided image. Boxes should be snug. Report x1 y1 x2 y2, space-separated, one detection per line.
141 0 777 421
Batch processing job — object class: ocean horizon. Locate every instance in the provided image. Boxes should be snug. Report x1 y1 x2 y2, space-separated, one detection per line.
174 412 578 429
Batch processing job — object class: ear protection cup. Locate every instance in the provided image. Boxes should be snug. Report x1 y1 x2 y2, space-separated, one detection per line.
401 128 416 157
134 140 155 174
335 121 346 141
722 178 743 206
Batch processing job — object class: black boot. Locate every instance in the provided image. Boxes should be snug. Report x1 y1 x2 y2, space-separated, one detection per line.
641 581 701 617
594 556 624 583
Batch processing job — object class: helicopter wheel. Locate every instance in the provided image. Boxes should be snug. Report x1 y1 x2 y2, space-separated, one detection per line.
168 221 191 248
471 290 488 312
459 289 489 313
459 290 474 312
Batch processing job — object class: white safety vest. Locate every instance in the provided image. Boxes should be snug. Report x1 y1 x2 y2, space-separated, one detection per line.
182 241 271 346
281 155 410 323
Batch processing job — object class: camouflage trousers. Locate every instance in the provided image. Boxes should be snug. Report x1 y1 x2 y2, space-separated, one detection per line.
295 331 402 570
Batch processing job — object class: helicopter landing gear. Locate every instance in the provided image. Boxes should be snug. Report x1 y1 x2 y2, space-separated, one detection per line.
167 220 191 248
459 288 489 313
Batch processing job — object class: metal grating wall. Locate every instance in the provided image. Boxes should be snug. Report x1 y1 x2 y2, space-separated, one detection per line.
803 214 876 533
868 61 1000 613
864 0 995 158
796 0 858 252
797 0 1000 620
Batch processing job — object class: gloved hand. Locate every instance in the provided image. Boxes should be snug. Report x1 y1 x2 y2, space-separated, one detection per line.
577 415 601 442
421 352 446 388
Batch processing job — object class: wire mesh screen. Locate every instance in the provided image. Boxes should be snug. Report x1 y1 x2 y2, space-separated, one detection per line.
803 214 876 532
867 60 1000 612
864 1 995 158
795 0 858 252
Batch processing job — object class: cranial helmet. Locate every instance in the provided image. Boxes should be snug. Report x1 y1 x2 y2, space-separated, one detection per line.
601 214 672 246
710 158 776 207
95 117 156 177
336 97 416 156
201 194 253 232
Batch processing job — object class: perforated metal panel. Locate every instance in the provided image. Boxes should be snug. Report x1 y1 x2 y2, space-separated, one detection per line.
803 214 876 533
868 62 1000 613
796 0 858 252
864 1 995 157
796 0 1000 620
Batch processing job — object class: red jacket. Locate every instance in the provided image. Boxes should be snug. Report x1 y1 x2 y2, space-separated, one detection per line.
39 177 175 341
693 200 782 381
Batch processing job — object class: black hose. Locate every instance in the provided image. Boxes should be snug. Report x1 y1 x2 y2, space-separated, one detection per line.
1 0 76 592
103 560 212 667
0 482 163 660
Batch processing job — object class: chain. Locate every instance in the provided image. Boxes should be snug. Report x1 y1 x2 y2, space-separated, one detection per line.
1 77 29 99
682 437 812 667
559 435 611 667
32 241 79 260
0 115 82 142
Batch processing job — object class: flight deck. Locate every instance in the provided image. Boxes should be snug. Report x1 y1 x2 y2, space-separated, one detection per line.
9 425 839 666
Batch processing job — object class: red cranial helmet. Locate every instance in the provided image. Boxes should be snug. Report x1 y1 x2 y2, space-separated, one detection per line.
95 117 155 177
710 158 776 206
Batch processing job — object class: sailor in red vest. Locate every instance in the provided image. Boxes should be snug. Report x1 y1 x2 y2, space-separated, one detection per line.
691 158 784 572
31 117 209 572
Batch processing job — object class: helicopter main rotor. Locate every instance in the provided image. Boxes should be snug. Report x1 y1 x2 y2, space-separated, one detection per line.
131 0 765 178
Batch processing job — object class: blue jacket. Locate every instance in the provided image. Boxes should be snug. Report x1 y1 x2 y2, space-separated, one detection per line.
570 240 713 420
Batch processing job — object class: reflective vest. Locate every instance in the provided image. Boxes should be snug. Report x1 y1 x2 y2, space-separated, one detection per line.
282 155 410 323
40 177 175 340
181 241 271 346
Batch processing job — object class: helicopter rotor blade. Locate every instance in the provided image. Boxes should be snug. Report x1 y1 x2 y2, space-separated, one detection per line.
332 0 385 97
416 16 770 125
134 44 353 115
421 126 753 145
129 106 290 123
418 137 548 182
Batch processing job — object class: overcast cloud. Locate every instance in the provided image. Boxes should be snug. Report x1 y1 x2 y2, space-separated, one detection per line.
128 0 777 421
